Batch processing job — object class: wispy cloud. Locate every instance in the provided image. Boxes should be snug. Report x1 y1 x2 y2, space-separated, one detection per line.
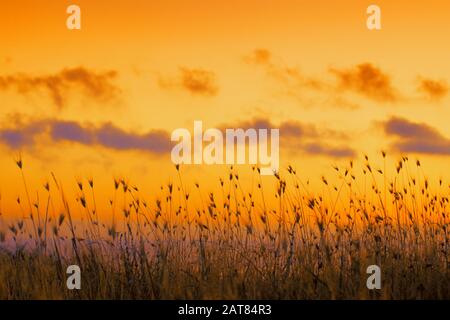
244 49 327 93
0 118 171 154
159 67 219 96
0 67 120 109
244 49 402 108
244 49 272 65
417 77 448 100
329 63 398 102
383 116 450 155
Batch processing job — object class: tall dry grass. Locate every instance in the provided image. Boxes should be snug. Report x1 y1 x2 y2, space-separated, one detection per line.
0 153 449 299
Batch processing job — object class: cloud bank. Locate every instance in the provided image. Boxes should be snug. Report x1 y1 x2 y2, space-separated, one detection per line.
0 118 171 154
221 117 356 158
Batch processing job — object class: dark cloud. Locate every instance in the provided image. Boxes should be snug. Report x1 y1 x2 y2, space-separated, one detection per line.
330 63 398 102
221 117 355 158
159 67 219 96
0 118 171 154
383 116 450 155
0 67 120 109
417 78 448 100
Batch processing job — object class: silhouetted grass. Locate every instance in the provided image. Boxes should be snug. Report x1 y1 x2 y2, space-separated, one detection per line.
0 153 449 299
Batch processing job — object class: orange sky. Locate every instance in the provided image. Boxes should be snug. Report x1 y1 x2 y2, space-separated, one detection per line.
0 0 449 218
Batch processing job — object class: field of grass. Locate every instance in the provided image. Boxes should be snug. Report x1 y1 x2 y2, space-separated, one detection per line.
0 154 449 299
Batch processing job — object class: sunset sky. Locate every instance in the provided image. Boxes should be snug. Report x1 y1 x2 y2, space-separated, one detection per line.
0 0 449 217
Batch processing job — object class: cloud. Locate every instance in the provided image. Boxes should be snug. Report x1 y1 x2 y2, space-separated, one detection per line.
230 117 349 139
0 118 171 154
247 49 450 109
93 123 170 153
159 67 219 96
0 123 44 149
329 63 398 102
244 49 326 92
303 143 356 158
221 117 355 158
383 116 450 155
0 115 356 160
245 49 387 109
51 121 94 145
245 49 272 65
417 78 448 100
0 67 120 109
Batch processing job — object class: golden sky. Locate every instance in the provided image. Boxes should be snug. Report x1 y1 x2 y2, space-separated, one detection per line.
0 0 449 217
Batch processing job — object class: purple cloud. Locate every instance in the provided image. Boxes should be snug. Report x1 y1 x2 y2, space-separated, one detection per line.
95 123 171 153
51 121 94 144
383 117 450 155
304 143 356 158
0 121 46 148
221 117 355 158
0 119 171 154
